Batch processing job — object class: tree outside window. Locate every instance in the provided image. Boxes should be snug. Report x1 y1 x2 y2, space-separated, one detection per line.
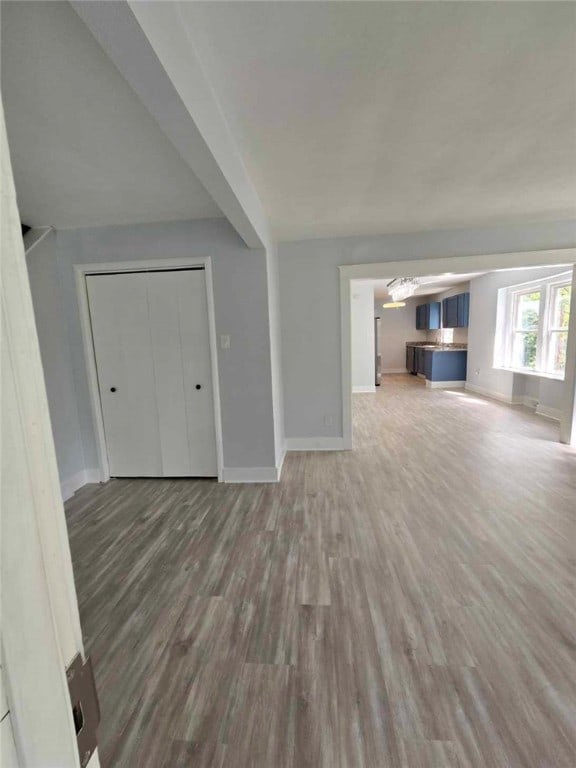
548 285 571 374
512 291 540 370
499 273 572 378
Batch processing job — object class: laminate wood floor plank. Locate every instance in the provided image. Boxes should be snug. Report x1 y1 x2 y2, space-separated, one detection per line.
66 375 576 767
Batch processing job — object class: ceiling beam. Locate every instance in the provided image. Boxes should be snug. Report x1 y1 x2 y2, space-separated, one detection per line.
72 1 270 249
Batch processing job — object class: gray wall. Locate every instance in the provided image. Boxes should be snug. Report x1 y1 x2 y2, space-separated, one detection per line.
516 374 564 414
279 220 576 440
467 266 569 410
375 296 426 372
27 216 576 480
28 218 280 486
26 230 85 483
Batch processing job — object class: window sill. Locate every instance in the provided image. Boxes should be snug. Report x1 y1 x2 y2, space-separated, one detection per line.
492 366 565 382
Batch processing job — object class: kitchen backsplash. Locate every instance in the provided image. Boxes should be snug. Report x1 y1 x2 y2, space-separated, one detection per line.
426 326 469 345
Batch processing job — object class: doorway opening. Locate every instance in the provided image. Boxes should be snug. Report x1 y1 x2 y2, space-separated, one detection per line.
342 250 576 448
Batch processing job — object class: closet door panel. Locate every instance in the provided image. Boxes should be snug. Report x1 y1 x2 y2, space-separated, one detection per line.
175 271 218 476
88 270 217 478
147 271 193 476
87 273 161 476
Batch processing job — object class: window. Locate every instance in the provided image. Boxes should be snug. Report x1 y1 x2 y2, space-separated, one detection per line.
547 284 571 375
496 272 572 378
511 290 541 370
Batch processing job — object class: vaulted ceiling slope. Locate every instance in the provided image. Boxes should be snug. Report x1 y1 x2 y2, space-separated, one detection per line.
185 1 576 241
1 1 222 229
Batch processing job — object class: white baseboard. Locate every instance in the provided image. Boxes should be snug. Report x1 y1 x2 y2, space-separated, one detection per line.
222 466 281 483
352 385 376 393
276 447 286 480
61 468 101 502
65 464 285 490
465 384 561 421
285 436 350 451
464 383 515 404
85 469 101 484
381 368 408 374
523 396 539 410
425 380 465 389
535 404 561 421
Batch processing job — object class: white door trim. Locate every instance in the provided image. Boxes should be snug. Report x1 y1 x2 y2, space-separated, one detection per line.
340 248 576 448
2 101 85 766
560 265 576 442
74 257 224 482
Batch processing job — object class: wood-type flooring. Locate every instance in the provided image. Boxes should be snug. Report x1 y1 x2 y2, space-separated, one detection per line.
66 376 576 767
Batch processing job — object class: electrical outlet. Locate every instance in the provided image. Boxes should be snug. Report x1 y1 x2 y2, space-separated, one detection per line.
220 334 231 350
323 415 333 426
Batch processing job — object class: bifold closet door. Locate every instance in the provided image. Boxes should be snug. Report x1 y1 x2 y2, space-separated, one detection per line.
86 270 217 477
147 270 217 476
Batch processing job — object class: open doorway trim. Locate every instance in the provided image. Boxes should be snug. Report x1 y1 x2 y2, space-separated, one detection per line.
74 257 224 483
339 248 576 448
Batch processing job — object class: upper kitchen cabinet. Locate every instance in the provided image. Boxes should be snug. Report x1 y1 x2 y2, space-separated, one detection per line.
442 292 470 328
457 293 470 326
415 301 441 330
416 304 423 329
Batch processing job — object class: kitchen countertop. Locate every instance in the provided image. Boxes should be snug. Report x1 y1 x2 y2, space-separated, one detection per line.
406 342 467 351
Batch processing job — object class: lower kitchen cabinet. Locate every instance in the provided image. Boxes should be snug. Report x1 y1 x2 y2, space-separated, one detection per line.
406 345 416 374
424 350 434 380
406 344 467 382
416 347 426 375
425 350 467 382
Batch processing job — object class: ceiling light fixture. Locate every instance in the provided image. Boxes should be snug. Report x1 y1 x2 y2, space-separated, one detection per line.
382 302 406 309
388 277 419 302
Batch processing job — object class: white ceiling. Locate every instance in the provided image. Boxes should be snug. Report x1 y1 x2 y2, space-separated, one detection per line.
372 273 485 299
1 1 222 229
184 1 576 242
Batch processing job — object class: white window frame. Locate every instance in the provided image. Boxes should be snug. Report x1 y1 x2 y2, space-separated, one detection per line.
497 271 572 380
546 281 572 376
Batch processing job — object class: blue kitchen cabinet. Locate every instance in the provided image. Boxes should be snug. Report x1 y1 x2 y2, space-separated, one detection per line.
416 347 426 374
426 350 467 382
415 304 429 330
406 345 416 374
424 350 434 380
415 301 441 330
442 296 458 327
442 293 470 328
457 293 470 327
428 302 441 330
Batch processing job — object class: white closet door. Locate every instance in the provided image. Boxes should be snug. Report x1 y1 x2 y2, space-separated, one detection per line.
87 269 217 478
87 273 161 476
147 270 217 476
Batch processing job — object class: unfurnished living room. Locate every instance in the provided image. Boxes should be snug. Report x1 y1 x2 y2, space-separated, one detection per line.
1 2 575 767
